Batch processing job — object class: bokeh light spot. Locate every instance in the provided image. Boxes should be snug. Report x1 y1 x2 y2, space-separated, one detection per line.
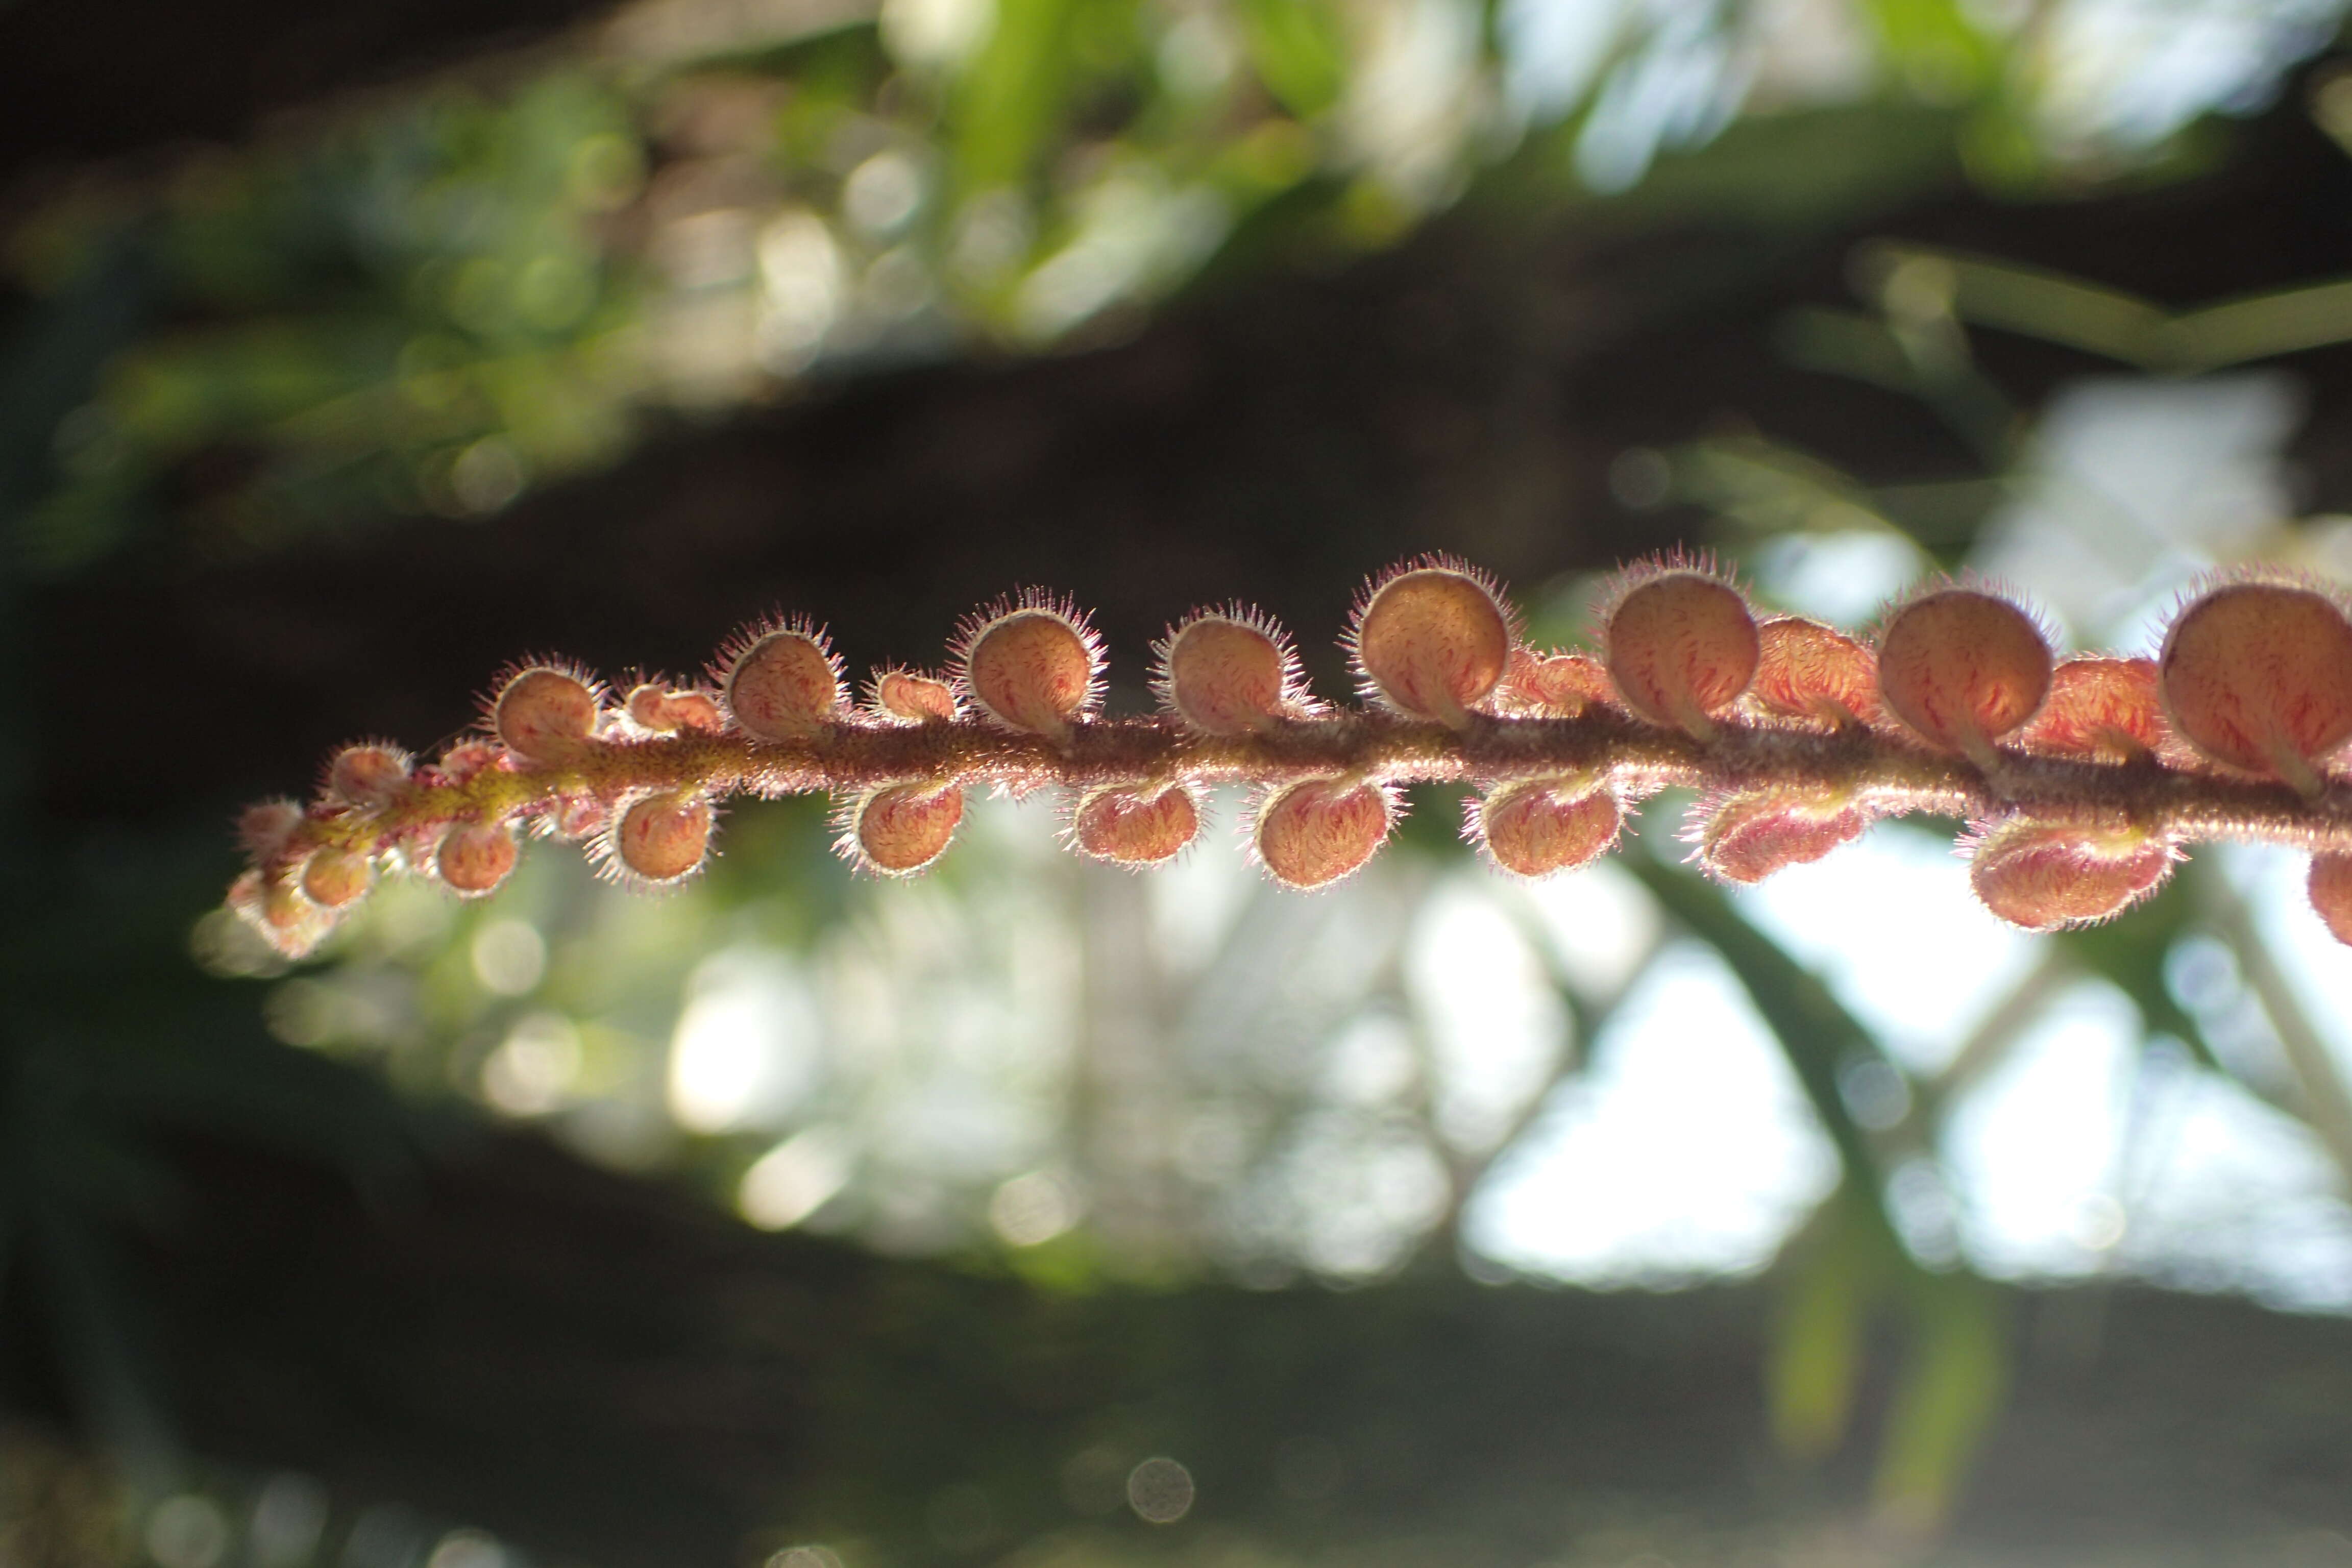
765 1550 843 1568
1126 1457 1195 1524
146 1496 229 1568
249 1475 328 1568
988 1169 1079 1246
471 919 547 996
426 1531 506 1568
482 1012 582 1117
740 1128 855 1230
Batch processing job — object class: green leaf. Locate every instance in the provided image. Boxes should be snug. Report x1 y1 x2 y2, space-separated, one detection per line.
1631 842 2016 1508
1236 0 1349 120
1874 1271 2007 1529
951 0 1084 193
1860 0 1996 103
1768 1180 1895 1459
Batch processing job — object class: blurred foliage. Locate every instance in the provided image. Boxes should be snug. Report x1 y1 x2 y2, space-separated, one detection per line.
7 0 2340 564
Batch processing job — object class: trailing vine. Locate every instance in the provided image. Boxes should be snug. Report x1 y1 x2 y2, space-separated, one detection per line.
225 554 2352 957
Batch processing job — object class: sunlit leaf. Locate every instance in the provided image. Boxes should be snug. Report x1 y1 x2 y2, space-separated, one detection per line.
1235 0 1348 119
1874 1271 2007 1529
1768 1180 1894 1459
950 0 1083 193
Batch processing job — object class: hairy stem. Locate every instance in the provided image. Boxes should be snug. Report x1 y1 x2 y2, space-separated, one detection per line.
282 710 2352 863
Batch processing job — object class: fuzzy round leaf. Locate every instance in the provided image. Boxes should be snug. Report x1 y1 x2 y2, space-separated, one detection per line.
2311 854 2352 948
229 869 334 958
437 743 503 785
628 685 727 735
238 800 304 860
1163 617 1290 734
325 745 412 809
495 669 600 765
551 796 609 841
615 794 714 884
874 670 957 723
1475 780 1620 878
853 784 965 874
2160 582 2352 789
1604 572 1760 735
964 610 1098 735
1255 779 1393 889
1072 786 1202 865
1875 590 2051 759
625 684 669 730
726 631 843 740
1750 618 1877 727
1698 793 1867 885
1497 651 1615 717
439 822 521 896
1968 821 2174 932
2017 657 2170 763
1353 568 1512 724
300 846 374 909
667 692 725 732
